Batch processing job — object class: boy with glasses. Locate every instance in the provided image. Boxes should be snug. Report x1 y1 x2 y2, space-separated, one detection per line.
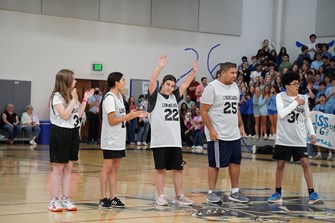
268 71 322 205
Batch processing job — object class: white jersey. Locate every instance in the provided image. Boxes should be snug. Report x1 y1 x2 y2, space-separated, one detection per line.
200 80 240 141
148 89 182 148
275 92 315 147
100 92 127 150
50 92 80 129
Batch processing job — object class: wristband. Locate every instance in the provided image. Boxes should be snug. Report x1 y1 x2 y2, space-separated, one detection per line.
83 99 88 103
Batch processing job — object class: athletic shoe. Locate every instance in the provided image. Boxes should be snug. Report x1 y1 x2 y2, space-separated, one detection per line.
252 145 257 154
247 134 252 138
48 198 63 212
191 145 196 149
250 135 255 139
130 142 135 145
142 142 148 146
136 142 141 146
195 146 203 153
268 192 282 203
327 154 333 161
228 191 249 203
62 198 77 211
173 194 193 205
308 192 321 205
98 198 111 208
110 197 125 208
313 154 322 159
29 139 37 145
255 135 259 140
0 135 5 139
263 134 268 140
206 192 222 203
155 195 168 206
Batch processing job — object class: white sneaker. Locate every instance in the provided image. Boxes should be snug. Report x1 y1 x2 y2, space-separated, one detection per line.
250 135 255 139
313 154 322 159
252 145 257 154
173 194 193 205
29 139 36 145
247 134 252 138
155 195 168 206
327 154 333 161
48 198 63 212
62 198 77 211
195 146 203 153
263 134 268 140
255 135 259 140
142 142 148 146
136 142 141 146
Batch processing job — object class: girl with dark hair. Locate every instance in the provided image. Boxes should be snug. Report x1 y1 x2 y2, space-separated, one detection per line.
148 55 198 206
98 72 147 208
48 69 94 212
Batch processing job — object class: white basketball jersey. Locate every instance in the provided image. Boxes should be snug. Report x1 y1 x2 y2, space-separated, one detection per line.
101 92 127 150
50 92 80 129
149 91 181 148
200 80 240 141
275 93 313 147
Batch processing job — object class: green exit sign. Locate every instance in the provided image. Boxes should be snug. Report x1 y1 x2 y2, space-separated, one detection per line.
92 63 103 71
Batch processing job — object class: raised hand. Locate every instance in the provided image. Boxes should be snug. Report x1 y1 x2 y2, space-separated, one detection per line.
192 60 199 73
84 89 95 100
157 55 167 68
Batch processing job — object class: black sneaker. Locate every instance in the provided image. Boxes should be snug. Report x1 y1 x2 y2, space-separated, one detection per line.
110 197 125 208
98 198 110 208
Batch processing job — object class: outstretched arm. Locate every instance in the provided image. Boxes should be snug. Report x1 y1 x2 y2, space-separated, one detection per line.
179 60 198 96
148 55 167 95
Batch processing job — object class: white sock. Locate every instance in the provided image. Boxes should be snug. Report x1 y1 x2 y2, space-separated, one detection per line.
208 190 213 194
231 188 239 194
318 152 321 155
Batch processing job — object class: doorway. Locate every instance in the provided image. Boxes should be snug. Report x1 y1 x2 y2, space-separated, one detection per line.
76 79 106 142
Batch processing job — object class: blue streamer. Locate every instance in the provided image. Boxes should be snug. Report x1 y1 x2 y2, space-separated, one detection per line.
207 44 221 79
241 138 253 153
176 48 199 83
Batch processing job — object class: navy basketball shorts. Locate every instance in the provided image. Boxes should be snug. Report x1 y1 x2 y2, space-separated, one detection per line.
207 139 242 168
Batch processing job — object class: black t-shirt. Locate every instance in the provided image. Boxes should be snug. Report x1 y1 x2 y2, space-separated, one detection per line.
2 111 18 125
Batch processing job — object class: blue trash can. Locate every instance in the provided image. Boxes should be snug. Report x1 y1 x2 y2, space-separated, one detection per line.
38 120 51 144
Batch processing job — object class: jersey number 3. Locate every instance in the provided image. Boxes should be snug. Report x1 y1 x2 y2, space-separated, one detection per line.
287 111 299 124
223 102 237 114
164 108 179 121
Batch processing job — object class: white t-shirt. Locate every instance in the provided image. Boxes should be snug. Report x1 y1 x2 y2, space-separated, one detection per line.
100 92 127 150
275 93 315 147
50 92 80 129
200 80 240 141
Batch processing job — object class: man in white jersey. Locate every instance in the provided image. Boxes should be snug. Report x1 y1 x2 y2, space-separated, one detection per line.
148 55 198 206
200 62 249 203
267 71 321 205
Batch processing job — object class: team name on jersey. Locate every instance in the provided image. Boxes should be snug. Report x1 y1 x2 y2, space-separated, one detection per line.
294 106 305 114
162 103 178 108
222 95 238 100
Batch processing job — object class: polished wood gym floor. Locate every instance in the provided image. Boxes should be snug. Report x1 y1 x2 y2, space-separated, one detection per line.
0 142 334 223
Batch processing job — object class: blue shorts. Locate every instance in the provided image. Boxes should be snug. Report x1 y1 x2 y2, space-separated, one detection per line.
207 139 242 168
268 109 277 115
